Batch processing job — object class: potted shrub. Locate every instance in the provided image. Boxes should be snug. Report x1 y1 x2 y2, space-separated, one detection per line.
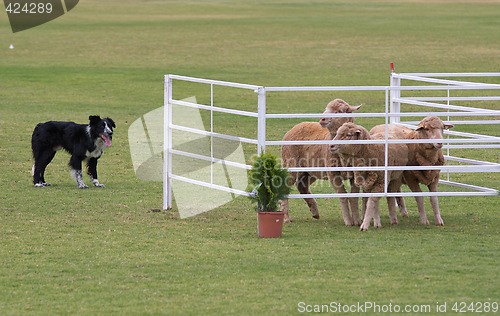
249 152 291 238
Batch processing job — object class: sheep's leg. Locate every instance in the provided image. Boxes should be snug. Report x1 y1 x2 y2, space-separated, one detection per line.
361 196 368 221
373 198 382 228
415 195 428 225
396 194 408 218
280 199 291 222
428 179 444 226
405 177 429 225
348 178 360 226
297 173 320 220
281 172 297 223
329 173 352 226
360 196 380 231
387 180 401 224
386 197 398 224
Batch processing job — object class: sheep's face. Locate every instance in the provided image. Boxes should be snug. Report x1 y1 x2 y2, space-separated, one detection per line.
319 99 362 134
330 122 367 156
415 116 454 149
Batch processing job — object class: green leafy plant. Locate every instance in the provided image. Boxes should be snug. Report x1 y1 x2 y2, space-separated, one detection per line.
249 152 291 212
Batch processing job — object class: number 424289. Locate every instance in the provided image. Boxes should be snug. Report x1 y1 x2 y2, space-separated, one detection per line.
452 301 498 313
5 2 53 14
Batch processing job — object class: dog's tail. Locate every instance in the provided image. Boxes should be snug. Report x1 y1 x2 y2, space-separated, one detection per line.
31 123 44 160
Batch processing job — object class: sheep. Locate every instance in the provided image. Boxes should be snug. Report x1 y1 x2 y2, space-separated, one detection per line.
280 99 362 225
329 122 409 231
371 116 454 225
368 124 410 218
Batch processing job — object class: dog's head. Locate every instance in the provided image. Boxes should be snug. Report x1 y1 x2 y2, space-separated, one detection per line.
89 115 116 147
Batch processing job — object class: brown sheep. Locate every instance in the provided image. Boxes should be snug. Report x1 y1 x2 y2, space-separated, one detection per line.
368 124 410 218
280 99 362 225
370 116 454 225
330 122 409 231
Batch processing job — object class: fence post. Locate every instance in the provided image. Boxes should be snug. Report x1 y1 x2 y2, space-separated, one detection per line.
389 67 401 124
257 86 266 155
210 83 214 185
163 75 173 210
384 89 389 195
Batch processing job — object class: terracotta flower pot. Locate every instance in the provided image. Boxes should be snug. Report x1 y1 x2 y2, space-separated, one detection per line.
257 211 285 238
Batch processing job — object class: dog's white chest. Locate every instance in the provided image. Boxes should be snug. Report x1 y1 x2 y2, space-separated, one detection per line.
86 139 107 158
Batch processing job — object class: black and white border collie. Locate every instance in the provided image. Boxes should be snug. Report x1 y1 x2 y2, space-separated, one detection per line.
31 115 116 188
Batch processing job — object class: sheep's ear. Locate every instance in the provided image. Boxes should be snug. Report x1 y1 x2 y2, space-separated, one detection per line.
444 123 454 130
416 123 425 131
348 105 362 112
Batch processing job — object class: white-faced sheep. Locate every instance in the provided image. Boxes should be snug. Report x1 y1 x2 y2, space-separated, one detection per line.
330 122 409 231
280 99 362 225
372 116 454 225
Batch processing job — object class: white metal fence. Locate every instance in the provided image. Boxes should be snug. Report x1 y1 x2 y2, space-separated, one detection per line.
163 72 500 210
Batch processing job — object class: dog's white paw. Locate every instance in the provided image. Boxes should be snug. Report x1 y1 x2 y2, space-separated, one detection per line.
34 182 51 187
92 179 105 188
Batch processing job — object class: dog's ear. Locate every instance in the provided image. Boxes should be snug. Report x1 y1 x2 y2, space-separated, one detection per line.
89 115 101 125
106 117 116 128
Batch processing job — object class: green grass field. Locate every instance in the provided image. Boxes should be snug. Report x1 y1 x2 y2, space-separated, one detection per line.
1 0 499 315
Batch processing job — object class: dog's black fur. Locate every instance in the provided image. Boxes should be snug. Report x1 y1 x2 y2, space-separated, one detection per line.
31 115 116 188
